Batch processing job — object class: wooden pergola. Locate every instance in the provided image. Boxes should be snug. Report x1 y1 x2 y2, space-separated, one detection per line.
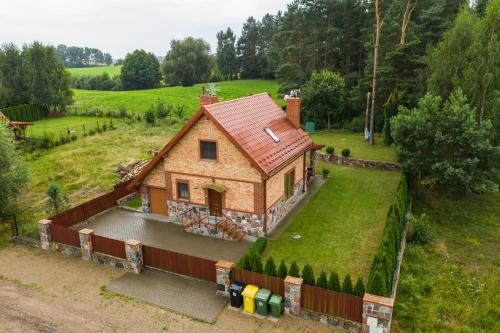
1 111 33 140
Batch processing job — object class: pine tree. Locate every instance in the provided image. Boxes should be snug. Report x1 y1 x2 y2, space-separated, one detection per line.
252 255 263 274
288 261 300 277
342 274 354 294
354 278 366 297
316 271 328 289
327 271 341 291
277 260 288 278
264 257 277 276
216 28 238 80
301 264 316 286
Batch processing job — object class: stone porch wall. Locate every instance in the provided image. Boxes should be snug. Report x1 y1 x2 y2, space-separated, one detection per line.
317 152 400 171
266 180 305 233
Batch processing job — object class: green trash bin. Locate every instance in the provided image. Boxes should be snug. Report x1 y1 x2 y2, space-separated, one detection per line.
268 294 283 318
255 288 272 316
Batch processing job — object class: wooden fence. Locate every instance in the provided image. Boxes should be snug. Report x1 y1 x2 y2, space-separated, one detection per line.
91 234 127 259
49 224 80 248
142 245 217 283
232 268 285 296
50 180 133 228
301 284 363 323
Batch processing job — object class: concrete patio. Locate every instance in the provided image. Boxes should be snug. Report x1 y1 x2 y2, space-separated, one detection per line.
73 207 251 262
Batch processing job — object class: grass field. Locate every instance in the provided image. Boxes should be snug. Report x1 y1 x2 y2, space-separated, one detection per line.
392 192 500 332
309 130 397 162
264 164 401 280
71 79 280 116
26 116 120 138
66 65 122 76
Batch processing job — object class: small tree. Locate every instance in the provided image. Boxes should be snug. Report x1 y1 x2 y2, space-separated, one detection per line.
173 105 186 120
316 271 328 289
354 278 365 297
46 183 68 215
289 261 300 277
264 257 277 276
277 260 288 278
240 253 253 270
327 271 341 291
367 271 387 296
252 255 263 273
342 274 354 294
301 264 316 286
144 108 155 125
121 49 161 89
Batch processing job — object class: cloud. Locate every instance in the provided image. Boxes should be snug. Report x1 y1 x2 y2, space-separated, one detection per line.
0 0 288 58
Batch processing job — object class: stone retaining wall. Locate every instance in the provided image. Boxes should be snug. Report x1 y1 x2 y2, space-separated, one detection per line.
317 153 400 171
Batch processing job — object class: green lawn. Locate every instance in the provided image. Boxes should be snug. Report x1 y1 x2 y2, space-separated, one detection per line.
66 65 122 76
264 164 401 281
309 130 397 162
71 79 280 116
392 192 500 333
26 116 120 138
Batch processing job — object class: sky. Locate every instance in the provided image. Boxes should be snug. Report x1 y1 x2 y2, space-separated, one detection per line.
0 0 289 59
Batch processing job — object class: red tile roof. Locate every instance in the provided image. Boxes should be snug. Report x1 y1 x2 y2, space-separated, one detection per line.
203 93 312 175
128 93 312 190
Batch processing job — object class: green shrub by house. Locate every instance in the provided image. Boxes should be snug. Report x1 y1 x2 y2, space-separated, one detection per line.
328 271 341 291
326 146 334 154
367 175 409 297
341 148 351 157
289 261 300 277
342 274 353 294
301 264 316 285
316 271 328 288
264 257 277 276
236 237 267 268
277 260 288 278
354 278 365 297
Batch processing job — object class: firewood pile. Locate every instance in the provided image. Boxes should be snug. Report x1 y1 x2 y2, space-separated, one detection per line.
118 159 149 181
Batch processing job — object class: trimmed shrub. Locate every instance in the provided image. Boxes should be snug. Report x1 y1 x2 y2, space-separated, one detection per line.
289 261 300 278
264 257 277 276
240 253 253 271
407 213 433 245
341 148 351 157
326 146 335 154
354 278 365 297
301 264 315 286
277 260 288 278
236 237 267 268
252 255 263 273
322 168 330 177
316 271 328 289
327 271 341 291
342 274 354 294
368 272 386 297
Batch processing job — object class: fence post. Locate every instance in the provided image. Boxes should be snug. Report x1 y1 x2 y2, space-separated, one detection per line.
215 260 234 297
125 240 143 274
284 276 303 316
78 229 94 261
362 293 394 333
37 219 52 250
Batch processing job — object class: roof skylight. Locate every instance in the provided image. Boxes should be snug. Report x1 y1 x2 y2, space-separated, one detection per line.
264 127 280 143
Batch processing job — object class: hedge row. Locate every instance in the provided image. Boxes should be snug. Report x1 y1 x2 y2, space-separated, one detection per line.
366 175 409 297
1 104 49 122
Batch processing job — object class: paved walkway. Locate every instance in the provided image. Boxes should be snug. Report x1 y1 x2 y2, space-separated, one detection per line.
108 268 227 323
74 208 251 262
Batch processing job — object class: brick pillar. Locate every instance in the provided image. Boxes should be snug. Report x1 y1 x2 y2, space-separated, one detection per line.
284 276 303 316
78 228 94 261
125 240 143 274
37 219 52 250
363 293 394 333
215 260 233 297
140 184 150 213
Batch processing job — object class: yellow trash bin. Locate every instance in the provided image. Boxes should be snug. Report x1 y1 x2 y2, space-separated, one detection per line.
241 285 259 314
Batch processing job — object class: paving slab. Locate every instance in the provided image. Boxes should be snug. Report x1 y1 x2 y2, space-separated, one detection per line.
108 268 228 323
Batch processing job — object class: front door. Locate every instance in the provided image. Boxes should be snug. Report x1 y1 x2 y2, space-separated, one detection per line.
149 187 168 216
208 189 222 217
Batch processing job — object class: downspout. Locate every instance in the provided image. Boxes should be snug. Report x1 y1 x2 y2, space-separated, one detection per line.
302 151 307 193
263 177 268 237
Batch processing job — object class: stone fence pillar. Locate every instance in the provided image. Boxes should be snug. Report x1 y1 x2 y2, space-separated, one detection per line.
125 240 143 274
284 276 303 316
78 229 94 261
362 293 394 333
215 260 233 297
37 219 52 250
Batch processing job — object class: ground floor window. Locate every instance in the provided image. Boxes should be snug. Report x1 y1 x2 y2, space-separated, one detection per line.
177 181 189 200
284 169 295 199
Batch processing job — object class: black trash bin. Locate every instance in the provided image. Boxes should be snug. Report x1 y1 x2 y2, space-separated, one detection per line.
229 281 246 308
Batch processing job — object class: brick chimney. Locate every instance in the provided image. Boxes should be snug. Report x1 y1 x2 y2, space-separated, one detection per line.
285 96 301 129
200 86 218 108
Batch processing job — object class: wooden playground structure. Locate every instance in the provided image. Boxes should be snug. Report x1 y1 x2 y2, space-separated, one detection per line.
0 110 33 140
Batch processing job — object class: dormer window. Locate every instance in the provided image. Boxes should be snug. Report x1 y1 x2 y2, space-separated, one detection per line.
264 127 280 143
200 140 217 160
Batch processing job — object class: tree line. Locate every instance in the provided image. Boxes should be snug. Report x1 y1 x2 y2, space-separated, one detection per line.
56 44 113 67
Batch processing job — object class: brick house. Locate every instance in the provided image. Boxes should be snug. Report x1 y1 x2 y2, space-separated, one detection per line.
128 92 319 240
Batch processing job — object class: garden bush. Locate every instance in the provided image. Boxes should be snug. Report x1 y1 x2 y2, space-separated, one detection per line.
316 271 328 288
326 146 335 154
354 278 365 297
342 274 353 294
301 264 316 285
236 237 267 268
264 257 277 276
289 261 300 277
341 148 351 157
145 109 155 125
277 260 288 278
252 255 263 273
328 271 341 291
70 135 77 141
407 213 433 245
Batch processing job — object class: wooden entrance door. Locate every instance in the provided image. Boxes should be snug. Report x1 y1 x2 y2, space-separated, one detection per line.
149 187 168 216
208 189 222 217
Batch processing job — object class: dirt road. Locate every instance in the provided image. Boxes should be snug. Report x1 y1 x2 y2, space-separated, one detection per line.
0 245 338 333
